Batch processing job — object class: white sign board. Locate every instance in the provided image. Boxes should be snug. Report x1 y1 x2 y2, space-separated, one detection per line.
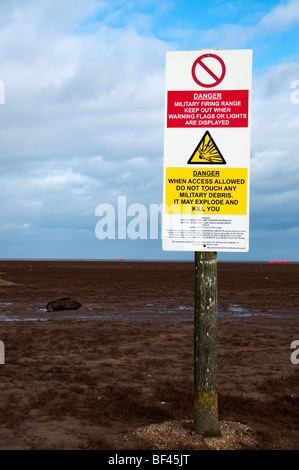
162 49 252 252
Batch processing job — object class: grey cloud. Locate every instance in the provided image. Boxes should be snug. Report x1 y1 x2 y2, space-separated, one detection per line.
0 0 299 260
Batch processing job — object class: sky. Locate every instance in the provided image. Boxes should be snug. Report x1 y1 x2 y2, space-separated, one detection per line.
0 0 298 261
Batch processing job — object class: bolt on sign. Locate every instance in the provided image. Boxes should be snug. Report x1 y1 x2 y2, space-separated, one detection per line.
162 49 252 252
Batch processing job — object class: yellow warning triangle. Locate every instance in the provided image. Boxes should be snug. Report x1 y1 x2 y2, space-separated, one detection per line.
188 131 226 165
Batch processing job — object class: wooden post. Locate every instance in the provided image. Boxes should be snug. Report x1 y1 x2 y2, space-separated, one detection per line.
194 251 218 434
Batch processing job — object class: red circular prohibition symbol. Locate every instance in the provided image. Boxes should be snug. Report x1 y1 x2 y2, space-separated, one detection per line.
191 53 226 88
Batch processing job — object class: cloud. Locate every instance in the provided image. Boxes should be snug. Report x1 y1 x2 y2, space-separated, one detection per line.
0 2 168 169
0 1 170 257
259 0 299 32
250 61 299 232
198 0 299 51
0 0 299 260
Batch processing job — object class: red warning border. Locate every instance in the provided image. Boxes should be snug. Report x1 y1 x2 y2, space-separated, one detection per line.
167 90 249 128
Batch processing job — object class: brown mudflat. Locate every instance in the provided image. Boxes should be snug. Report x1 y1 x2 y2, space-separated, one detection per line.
0 260 298 450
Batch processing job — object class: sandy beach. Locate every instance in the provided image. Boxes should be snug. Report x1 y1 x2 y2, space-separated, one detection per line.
0 260 298 450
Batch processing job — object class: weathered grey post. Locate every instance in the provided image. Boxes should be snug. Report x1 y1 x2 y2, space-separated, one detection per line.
194 251 218 434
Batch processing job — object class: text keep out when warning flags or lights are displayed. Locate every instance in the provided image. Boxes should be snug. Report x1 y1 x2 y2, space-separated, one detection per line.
167 90 249 128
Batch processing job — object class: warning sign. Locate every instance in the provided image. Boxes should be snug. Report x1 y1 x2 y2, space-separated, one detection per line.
187 131 226 165
162 49 252 253
167 90 249 128
165 168 247 215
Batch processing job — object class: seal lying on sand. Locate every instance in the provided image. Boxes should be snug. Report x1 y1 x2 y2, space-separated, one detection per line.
46 297 82 312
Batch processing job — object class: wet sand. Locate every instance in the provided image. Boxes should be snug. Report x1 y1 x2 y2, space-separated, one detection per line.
0 260 298 450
